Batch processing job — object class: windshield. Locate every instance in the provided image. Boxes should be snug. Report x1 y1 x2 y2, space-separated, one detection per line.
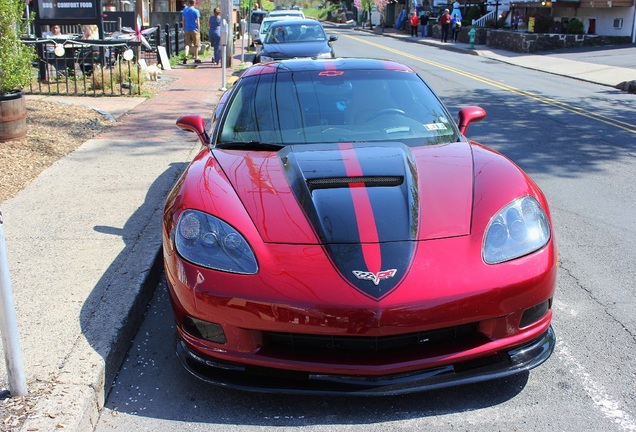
250 12 266 24
260 21 275 34
264 23 326 43
218 69 460 147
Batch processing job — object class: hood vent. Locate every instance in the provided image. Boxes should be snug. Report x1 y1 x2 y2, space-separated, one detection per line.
307 176 403 192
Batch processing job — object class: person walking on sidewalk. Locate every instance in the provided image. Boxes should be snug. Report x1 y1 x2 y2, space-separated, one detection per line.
182 0 202 64
451 13 461 42
409 12 419 37
439 9 451 43
208 7 221 65
419 11 429 37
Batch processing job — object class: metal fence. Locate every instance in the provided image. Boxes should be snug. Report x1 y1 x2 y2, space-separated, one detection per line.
23 23 186 97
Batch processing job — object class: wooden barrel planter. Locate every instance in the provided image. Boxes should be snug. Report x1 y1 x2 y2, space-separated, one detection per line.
0 90 27 143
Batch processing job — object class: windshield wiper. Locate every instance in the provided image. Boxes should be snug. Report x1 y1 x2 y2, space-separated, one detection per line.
216 141 285 151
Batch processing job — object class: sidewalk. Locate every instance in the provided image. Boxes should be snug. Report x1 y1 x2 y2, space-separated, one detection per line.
1 46 244 432
0 31 633 432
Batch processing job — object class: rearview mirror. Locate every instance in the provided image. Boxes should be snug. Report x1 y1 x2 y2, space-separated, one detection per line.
457 106 486 136
176 115 210 146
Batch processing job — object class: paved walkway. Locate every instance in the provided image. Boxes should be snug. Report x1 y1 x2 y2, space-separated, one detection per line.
2 48 242 432
0 30 633 432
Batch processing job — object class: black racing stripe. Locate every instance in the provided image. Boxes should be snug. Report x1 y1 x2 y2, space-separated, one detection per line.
281 143 420 300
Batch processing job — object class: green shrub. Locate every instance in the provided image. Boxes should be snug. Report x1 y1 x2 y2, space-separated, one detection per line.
465 6 481 23
533 14 553 33
565 18 584 34
0 0 36 94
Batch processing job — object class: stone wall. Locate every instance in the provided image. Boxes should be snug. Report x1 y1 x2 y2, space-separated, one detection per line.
428 25 630 52
481 28 631 53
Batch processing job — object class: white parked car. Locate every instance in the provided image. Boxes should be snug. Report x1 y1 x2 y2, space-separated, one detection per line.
248 10 268 47
253 16 302 52
268 9 305 19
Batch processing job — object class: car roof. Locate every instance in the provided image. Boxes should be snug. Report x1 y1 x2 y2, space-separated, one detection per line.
241 58 415 78
262 16 302 23
269 9 304 15
268 19 323 27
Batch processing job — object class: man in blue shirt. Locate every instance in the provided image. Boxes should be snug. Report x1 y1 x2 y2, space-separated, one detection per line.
182 0 201 64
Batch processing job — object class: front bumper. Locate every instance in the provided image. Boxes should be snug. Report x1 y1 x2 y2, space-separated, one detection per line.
176 326 555 395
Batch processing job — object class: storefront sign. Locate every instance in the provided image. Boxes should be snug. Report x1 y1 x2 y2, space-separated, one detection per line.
36 0 99 21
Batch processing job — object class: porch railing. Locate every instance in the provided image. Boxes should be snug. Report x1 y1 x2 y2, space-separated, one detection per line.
24 39 144 96
472 10 496 27
22 23 185 97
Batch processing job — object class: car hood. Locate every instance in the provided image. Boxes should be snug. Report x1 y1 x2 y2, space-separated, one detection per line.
262 41 330 58
213 141 473 245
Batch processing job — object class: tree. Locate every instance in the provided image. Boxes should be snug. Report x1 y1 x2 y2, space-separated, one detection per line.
353 0 390 29
0 0 35 95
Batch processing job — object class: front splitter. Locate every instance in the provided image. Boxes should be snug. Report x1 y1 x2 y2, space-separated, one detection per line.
175 326 555 396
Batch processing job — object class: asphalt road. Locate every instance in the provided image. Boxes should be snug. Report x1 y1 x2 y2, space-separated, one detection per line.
96 29 636 432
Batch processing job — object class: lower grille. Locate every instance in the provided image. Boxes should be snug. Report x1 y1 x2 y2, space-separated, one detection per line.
263 323 478 353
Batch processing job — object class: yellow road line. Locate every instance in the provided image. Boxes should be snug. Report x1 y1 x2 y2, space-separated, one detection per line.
337 32 636 135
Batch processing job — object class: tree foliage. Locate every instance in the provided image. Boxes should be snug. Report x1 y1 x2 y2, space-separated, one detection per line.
0 0 35 94
533 14 553 33
353 0 390 27
565 18 584 34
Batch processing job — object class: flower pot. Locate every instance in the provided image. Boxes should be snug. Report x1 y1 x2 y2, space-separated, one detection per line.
0 90 27 143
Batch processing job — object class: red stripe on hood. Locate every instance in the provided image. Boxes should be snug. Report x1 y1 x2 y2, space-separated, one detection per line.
338 143 381 274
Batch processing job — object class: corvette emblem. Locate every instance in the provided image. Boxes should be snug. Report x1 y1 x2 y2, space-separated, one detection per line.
352 269 397 285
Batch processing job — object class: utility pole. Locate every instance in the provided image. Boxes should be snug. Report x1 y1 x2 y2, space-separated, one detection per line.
491 0 501 28
223 0 233 66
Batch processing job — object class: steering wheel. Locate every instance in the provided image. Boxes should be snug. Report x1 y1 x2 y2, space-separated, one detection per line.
365 108 408 123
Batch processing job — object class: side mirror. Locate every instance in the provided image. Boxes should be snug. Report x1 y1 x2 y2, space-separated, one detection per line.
329 35 338 42
254 38 262 45
457 106 486 136
176 115 210 146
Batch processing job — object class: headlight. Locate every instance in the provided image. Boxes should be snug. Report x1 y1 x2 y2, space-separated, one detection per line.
175 209 258 274
483 196 550 264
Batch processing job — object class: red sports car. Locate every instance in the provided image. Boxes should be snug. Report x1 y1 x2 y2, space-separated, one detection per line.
163 58 557 395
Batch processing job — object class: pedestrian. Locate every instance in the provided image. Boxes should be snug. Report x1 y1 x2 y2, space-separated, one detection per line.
513 11 520 30
419 11 429 37
451 13 461 42
182 0 202 64
82 24 99 40
439 9 451 43
42 24 72 78
208 7 221 66
409 11 419 37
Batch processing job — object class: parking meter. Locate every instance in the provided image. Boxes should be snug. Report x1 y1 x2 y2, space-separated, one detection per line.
240 19 247 62
220 19 229 46
220 20 229 91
